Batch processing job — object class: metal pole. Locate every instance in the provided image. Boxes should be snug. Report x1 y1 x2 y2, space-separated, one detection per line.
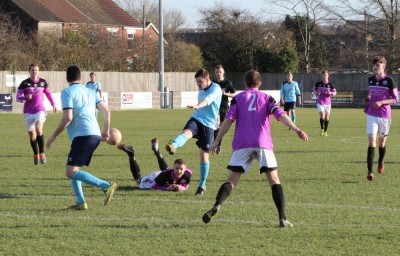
159 0 165 109
142 5 145 71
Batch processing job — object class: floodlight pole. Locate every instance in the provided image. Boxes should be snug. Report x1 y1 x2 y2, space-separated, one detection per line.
158 0 165 109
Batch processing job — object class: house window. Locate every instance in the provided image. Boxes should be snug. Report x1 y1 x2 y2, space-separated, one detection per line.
127 29 135 51
107 27 119 46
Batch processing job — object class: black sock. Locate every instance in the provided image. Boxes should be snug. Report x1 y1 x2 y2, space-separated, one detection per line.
324 120 329 132
271 184 286 220
215 182 233 206
156 153 168 170
30 139 38 155
378 146 386 165
36 135 44 153
367 146 375 173
129 157 141 180
320 119 324 129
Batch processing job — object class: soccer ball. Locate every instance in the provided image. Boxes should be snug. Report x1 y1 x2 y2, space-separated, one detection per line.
107 128 122 145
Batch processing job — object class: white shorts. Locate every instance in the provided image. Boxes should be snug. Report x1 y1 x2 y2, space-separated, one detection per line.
366 115 390 138
317 103 331 115
138 171 161 189
24 111 47 132
228 148 277 173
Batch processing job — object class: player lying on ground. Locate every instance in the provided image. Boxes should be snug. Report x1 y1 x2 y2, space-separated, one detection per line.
118 138 192 192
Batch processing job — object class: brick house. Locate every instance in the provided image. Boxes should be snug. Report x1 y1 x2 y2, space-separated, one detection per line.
1 0 160 66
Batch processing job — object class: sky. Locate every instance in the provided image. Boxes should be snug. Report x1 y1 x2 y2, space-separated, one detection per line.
162 0 270 28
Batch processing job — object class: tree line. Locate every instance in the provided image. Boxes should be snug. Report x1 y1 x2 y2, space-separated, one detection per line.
1 0 399 73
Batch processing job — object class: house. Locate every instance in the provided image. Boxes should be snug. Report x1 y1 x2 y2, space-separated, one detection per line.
1 0 160 65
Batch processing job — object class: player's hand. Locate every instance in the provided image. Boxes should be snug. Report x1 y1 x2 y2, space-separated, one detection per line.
187 105 197 109
372 101 383 109
296 130 308 141
209 142 219 155
363 97 370 104
53 106 57 113
26 93 33 101
101 130 110 142
46 135 56 149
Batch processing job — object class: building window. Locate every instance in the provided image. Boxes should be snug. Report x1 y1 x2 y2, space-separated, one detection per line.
127 29 135 51
107 27 119 46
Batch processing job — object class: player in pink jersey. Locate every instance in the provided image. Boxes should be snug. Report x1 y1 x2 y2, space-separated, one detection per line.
16 64 57 165
313 70 336 136
202 70 308 228
363 56 398 181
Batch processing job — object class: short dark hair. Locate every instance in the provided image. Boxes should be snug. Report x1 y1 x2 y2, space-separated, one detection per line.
89 72 95 76
373 56 386 65
174 159 186 165
194 69 210 79
29 64 39 71
215 64 224 70
244 70 261 88
322 70 329 75
66 65 81 82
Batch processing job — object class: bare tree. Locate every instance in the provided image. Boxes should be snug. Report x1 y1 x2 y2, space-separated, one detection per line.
325 0 400 72
265 0 326 73
113 0 159 26
0 12 32 70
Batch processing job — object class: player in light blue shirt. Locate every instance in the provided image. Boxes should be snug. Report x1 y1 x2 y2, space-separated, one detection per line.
46 65 117 210
86 72 102 98
280 72 301 125
165 69 222 195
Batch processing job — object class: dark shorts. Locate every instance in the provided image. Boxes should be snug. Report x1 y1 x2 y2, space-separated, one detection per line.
183 118 214 153
284 102 296 111
67 135 101 167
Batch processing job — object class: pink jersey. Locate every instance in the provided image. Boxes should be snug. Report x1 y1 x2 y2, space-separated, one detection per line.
16 77 55 114
313 81 336 105
364 75 398 118
225 88 285 151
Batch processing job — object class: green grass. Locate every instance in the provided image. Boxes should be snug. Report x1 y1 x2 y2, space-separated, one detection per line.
1 108 400 255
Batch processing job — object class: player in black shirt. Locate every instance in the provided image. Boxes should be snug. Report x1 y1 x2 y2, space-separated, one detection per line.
212 65 235 154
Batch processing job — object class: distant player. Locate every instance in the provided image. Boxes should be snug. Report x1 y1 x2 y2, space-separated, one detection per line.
118 138 192 192
86 72 102 98
202 70 308 228
280 72 301 127
364 56 398 181
212 65 235 154
16 64 57 165
46 65 117 210
313 70 336 136
165 69 222 196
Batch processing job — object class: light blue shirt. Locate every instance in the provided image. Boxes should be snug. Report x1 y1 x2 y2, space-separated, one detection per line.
280 81 301 102
190 82 222 130
86 81 102 94
61 83 102 141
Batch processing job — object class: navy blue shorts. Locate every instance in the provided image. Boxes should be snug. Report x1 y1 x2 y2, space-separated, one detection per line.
183 118 214 153
67 135 101 167
284 102 296 111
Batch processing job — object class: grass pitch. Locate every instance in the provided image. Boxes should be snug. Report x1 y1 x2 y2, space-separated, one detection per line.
1 108 400 255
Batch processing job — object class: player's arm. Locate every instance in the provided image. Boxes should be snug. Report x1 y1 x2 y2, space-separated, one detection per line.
97 101 110 142
187 99 208 109
16 88 27 102
224 81 235 98
278 114 308 141
46 109 72 149
43 87 57 113
210 118 233 153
